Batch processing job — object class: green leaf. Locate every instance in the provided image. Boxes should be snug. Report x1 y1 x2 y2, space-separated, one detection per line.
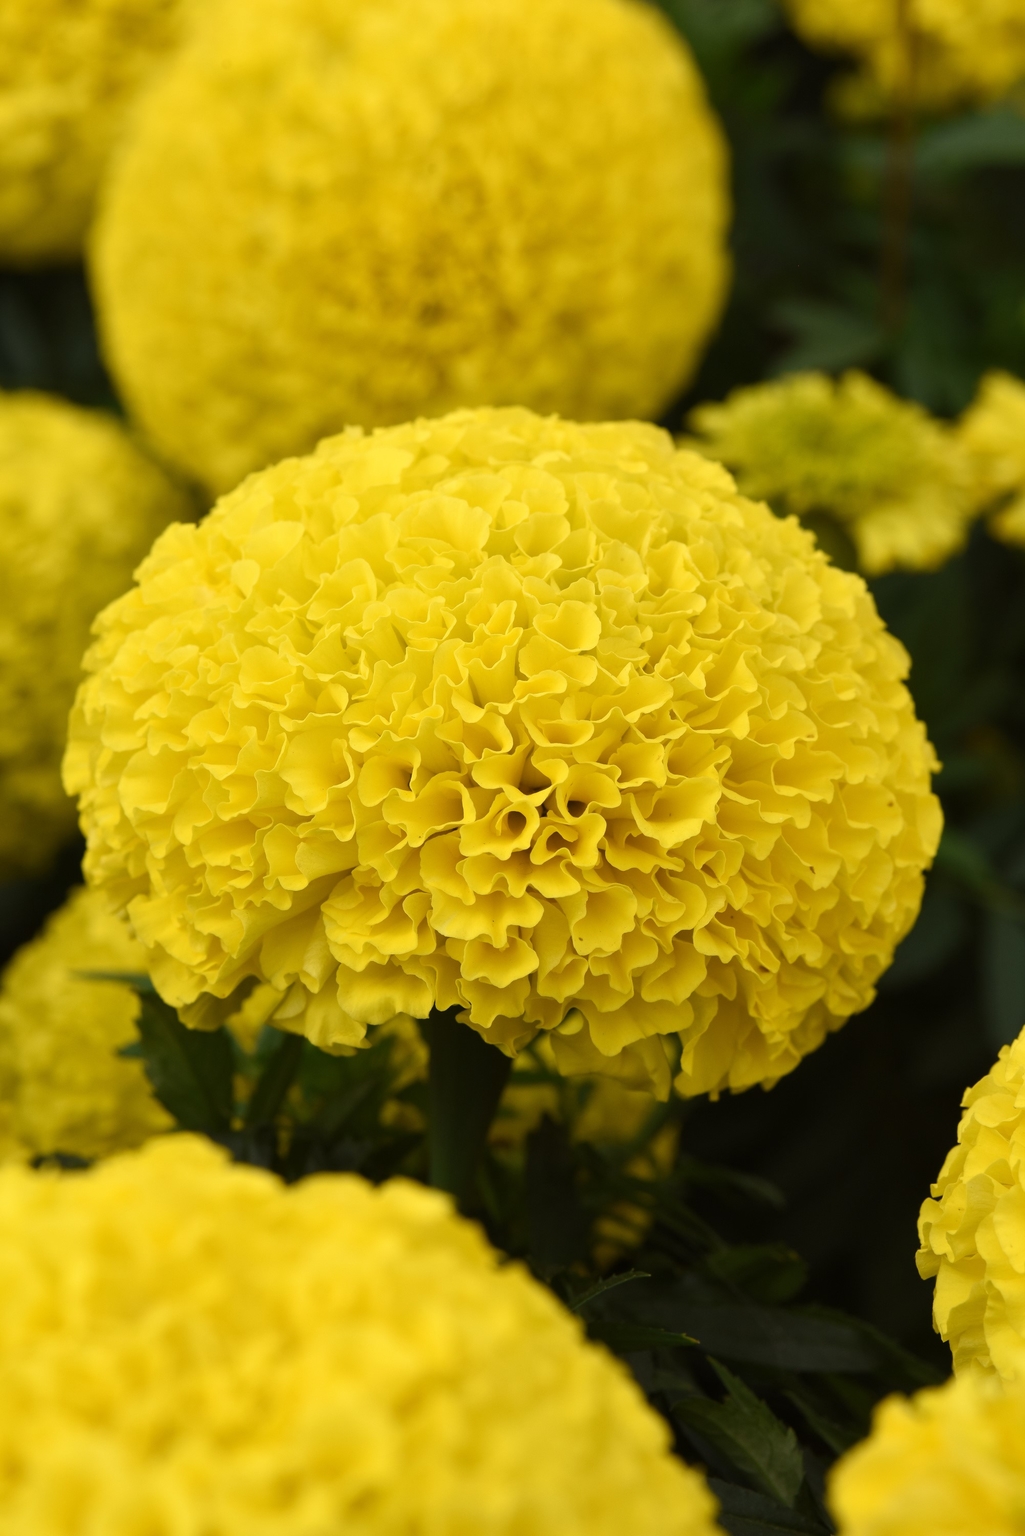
982 909 1025 1049
915 107 1025 178
588 1320 698 1352
568 1268 651 1313
133 992 234 1133
705 1245 808 1305
674 1362 805 1508
707 1479 827 1536
525 1113 590 1269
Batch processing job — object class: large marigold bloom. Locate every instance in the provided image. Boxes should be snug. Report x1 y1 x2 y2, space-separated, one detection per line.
90 0 730 495
957 371 1025 547
0 391 191 877
827 1369 1025 1536
0 1135 720 1535
64 408 941 1100
918 1026 1025 1380
0 0 186 265
689 372 976 577
783 0 1025 115
0 885 171 1163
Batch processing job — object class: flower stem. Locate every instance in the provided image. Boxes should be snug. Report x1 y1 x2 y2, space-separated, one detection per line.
423 1007 512 1207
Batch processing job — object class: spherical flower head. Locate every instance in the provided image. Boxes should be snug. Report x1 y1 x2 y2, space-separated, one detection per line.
917 1025 1025 1381
827 1368 1025 1536
689 371 976 577
957 370 1025 547
0 0 186 265
782 0 1025 116
65 407 941 1101
0 1135 720 1535
90 0 730 496
0 885 172 1163
0 391 192 878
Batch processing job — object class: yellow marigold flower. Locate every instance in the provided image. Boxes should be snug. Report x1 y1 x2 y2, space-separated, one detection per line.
783 0 1025 115
917 1025 1025 1381
64 408 942 1100
0 885 172 1163
90 0 730 495
827 1368 1025 1536
957 370 1025 547
0 390 191 878
0 1135 721 1535
689 371 976 577
0 0 186 265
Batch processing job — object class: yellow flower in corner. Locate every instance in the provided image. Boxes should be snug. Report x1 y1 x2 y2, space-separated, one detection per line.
689 371 976 577
0 0 187 265
91 0 730 494
828 1367 1025 1535
0 1136 721 1536
783 0 1025 115
65 407 941 1101
918 1024 1025 1380
957 370 1025 547
0 885 171 1163
0 391 192 877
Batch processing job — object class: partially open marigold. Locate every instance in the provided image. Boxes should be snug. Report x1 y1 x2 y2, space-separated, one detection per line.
65 408 941 1099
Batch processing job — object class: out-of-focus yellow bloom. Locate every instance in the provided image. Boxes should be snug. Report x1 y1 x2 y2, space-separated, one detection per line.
957 370 1025 547
65 408 941 1101
828 1367 1025 1535
91 0 730 495
0 0 186 265
689 372 976 576
0 885 171 1163
918 1025 1025 1380
783 0 1025 115
0 390 191 878
0 1135 721 1536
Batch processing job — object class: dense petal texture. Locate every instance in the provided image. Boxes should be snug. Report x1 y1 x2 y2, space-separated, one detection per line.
958 370 1025 547
91 0 730 494
783 0 1025 114
828 1369 1025 1535
0 1135 720 1536
0 885 171 1162
0 391 191 876
689 371 976 577
66 409 941 1098
918 1026 1025 1380
0 0 185 264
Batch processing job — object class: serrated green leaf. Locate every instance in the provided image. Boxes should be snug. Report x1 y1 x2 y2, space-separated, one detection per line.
708 1479 828 1536
674 1361 804 1508
568 1269 651 1313
588 1320 698 1352
133 993 234 1133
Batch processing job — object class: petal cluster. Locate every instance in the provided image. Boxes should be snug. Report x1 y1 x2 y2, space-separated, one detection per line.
65 408 941 1100
918 1026 1025 1380
689 371 976 577
0 1135 720 1536
0 391 191 876
91 0 730 495
957 370 1025 547
828 1368 1025 1535
0 0 186 264
0 885 171 1163
783 0 1025 115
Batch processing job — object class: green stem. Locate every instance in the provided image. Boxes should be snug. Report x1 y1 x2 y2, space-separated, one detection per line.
423 1007 512 1207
